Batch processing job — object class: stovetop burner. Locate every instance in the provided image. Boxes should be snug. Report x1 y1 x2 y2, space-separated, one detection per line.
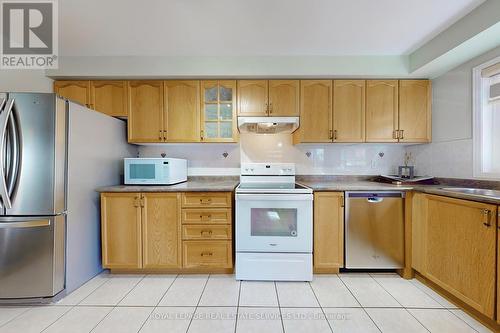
237 182 308 190
236 182 312 194
237 163 313 194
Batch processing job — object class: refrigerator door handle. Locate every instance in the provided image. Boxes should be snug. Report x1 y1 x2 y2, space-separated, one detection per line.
6 103 21 200
0 98 15 209
0 219 51 228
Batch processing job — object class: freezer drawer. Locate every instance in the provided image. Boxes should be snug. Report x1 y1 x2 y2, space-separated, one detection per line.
345 192 405 269
0 215 65 300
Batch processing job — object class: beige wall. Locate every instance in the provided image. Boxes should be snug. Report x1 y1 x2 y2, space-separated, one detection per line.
0 70 53 92
407 45 500 178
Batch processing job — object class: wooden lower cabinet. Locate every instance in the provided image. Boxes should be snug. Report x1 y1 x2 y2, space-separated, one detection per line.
182 225 232 240
101 191 232 273
181 192 232 208
180 193 233 271
101 193 142 269
498 207 500 324
181 208 231 224
313 192 344 273
141 193 181 269
412 194 497 319
183 241 232 269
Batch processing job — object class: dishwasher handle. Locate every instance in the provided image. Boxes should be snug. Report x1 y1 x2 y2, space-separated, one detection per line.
347 191 406 199
367 197 384 203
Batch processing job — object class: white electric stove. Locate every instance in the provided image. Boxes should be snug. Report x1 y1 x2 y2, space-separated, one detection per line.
235 163 313 281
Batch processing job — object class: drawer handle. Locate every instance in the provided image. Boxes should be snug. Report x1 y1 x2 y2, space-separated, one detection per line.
200 198 212 204
201 251 213 257
199 214 212 220
200 230 213 237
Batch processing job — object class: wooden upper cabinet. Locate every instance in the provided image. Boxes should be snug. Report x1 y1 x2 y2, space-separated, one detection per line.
101 193 142 269
201 80 238 142
399 80 431 143
54 80 91 107
142 193 181 269
164 80 200 142
333 80 365 142
313 192 344 272
295 80 332 143
237 80 269 116
268 80 299 116
365 80 399 142
90 81 128 117
128 81 164 143
415 194 497 319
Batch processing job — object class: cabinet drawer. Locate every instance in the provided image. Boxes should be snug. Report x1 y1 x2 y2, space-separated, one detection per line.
183 241 232 268
181 192 231 208
181 208 231 224
182 225 232 240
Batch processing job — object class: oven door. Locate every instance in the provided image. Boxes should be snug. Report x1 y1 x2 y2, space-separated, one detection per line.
236 193 313 253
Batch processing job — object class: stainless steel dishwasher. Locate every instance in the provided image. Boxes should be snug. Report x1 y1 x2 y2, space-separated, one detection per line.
345 191 405 269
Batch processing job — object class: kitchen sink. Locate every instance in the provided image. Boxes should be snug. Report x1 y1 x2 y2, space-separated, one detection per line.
439 187 500 200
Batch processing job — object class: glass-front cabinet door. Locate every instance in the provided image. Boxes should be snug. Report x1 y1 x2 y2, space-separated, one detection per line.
201 80 238 142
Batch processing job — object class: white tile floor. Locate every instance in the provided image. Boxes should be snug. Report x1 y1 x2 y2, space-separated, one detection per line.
0 272 495 333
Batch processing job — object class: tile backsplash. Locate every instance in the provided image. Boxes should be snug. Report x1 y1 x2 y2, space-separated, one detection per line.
240 134 406 175
138 134 407 176
138 143 241 176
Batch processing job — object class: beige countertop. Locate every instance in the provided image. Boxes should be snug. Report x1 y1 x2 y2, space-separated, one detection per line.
411 186 500 205
298 178 500 205
97 177 239 193
97 176 500 205
297 180 414 191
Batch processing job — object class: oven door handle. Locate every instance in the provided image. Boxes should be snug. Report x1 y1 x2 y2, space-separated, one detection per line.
236 193 313 201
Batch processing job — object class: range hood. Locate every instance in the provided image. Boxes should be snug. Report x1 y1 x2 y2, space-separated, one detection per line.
237 117 300 134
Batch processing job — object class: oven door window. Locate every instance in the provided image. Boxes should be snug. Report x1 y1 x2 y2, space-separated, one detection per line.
130 164 156 179
251 208 297 237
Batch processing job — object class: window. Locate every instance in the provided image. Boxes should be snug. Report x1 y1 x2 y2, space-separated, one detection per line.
473 57 500 179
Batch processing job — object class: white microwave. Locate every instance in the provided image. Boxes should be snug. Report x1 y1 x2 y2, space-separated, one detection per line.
124 158 187 185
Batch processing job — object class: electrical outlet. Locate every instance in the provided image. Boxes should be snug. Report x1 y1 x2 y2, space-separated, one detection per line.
371 160 377 169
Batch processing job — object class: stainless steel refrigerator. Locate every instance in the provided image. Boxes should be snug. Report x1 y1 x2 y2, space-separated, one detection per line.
0 93 135 302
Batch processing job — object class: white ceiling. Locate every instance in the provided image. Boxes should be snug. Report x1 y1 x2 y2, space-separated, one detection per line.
59 0 485 57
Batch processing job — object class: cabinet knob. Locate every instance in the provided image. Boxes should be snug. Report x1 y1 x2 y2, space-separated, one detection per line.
201 251 213 257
